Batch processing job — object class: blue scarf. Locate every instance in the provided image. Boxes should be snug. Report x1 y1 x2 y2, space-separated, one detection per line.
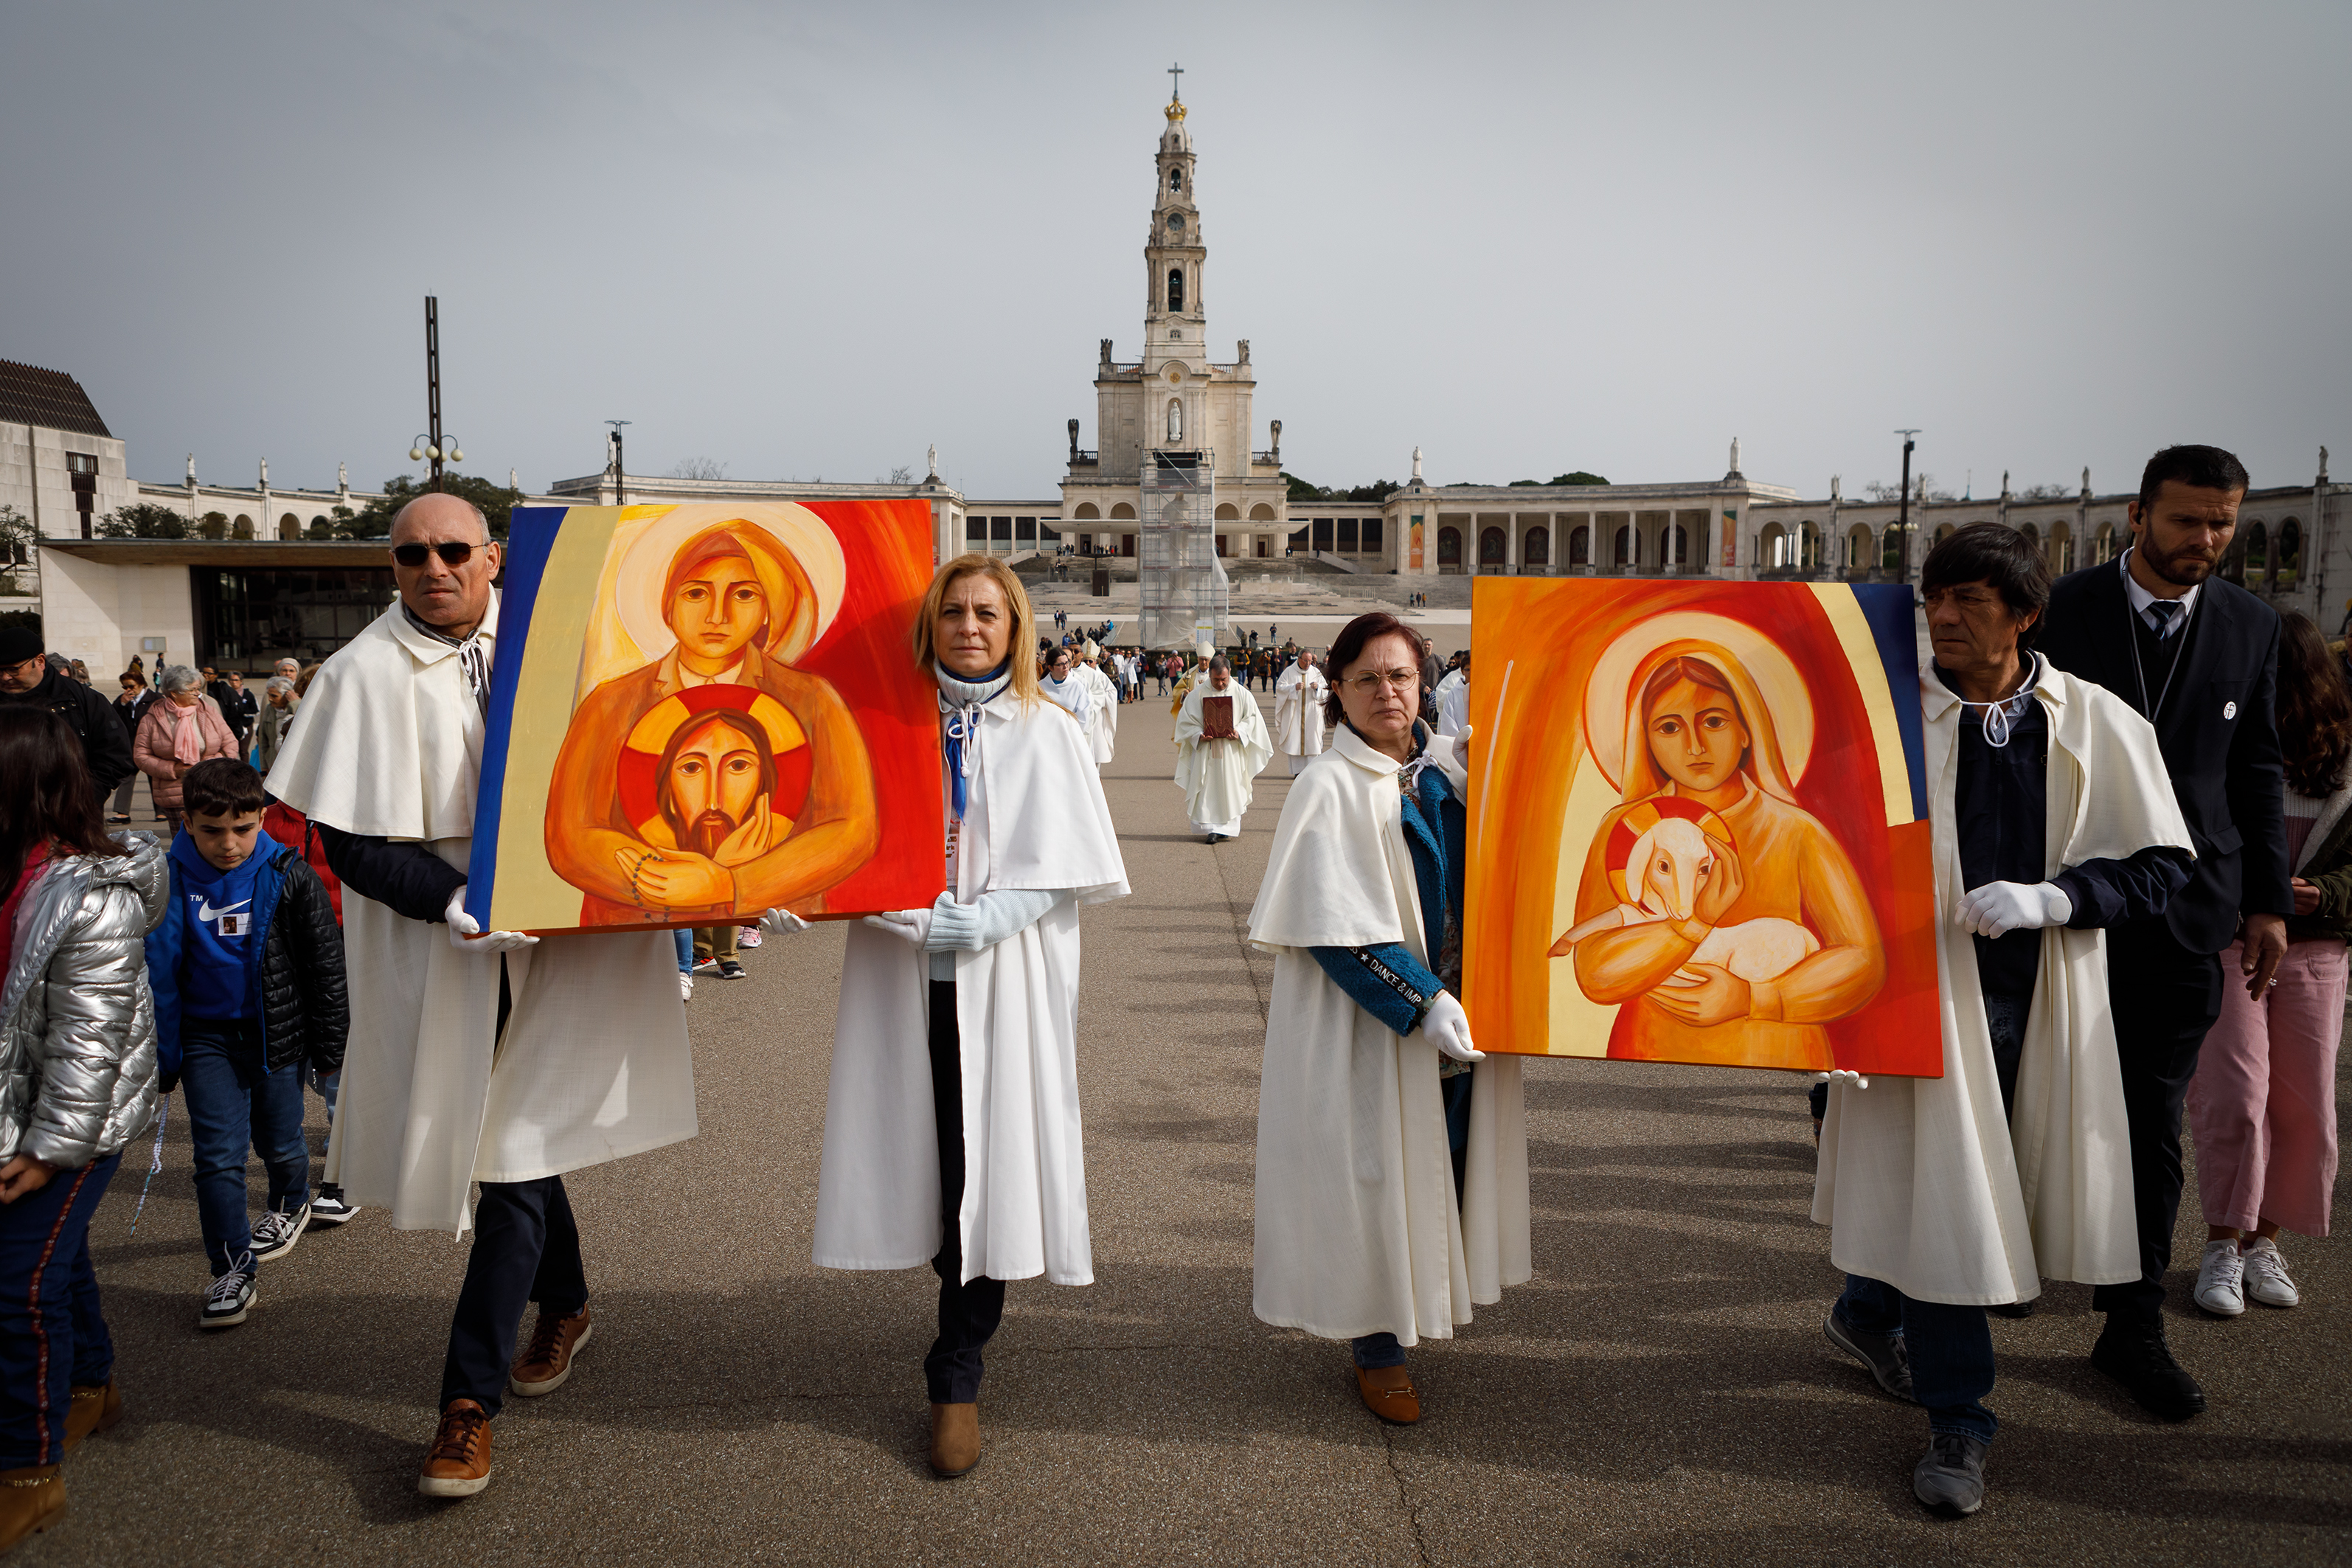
937 657 1013 820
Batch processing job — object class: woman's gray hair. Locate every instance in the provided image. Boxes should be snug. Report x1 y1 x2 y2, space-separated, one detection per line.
158 664 202 695
265 676 295 698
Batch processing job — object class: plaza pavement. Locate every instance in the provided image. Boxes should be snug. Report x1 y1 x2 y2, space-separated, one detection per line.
25 709 2351 1567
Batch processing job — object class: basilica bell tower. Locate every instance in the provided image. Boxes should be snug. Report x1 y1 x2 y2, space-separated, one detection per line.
1142 77 1202 378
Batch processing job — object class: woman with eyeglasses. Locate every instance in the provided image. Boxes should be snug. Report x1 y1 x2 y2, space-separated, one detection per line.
1246 611 1530 1426
133 666 240 836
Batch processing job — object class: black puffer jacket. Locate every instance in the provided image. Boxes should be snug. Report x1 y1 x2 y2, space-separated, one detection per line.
148 840 349 1083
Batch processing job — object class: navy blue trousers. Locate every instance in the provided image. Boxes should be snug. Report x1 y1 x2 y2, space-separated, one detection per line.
926 982 1005 1404
438 1175 588 1417
0 1152 120 1468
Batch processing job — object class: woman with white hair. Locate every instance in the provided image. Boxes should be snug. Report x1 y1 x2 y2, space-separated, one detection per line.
131 666 239 835
254 676 299 774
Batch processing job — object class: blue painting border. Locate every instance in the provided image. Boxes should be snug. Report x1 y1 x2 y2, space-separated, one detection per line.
463 505 566 926
1850 582 1929 821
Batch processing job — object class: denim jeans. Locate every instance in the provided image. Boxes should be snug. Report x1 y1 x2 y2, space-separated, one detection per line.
1836 1276 1997 1443
181 1016 311 1275
673 928 693 974
0 1153 119 1468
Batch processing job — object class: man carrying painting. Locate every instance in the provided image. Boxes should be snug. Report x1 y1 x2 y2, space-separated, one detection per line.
267 491 696 1501
1814 524 2193 1517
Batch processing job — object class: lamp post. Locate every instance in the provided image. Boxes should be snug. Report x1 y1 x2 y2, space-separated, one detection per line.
409 296 465 491
1894 429 1921 583
606 420 632 506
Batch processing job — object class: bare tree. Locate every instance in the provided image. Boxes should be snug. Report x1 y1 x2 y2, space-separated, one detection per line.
886 464 915 485
667 457 729 480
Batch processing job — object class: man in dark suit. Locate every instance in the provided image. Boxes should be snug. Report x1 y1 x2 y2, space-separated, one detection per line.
2036 444 2290 1421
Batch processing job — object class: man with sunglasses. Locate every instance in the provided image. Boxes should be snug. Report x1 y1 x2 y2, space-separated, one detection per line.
267 493 694 1500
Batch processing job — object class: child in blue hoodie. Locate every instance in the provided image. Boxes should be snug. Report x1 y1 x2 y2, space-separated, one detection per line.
145 759 348 1329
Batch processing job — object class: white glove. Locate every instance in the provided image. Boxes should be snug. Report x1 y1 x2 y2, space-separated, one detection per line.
1828 1067 1870 1090
759 909 812 938
860 907 933 948
1954 880 2072 939
1422 992 1486 1064
443 888 539 954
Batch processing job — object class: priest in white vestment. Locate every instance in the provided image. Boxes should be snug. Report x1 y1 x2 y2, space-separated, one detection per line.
1249 611 1530 1426
1078 640 1118 768
1174 656 1273 842
1272 650 1329 776
267 493 695 1499
808 555 1127 1479
1814 524 2192 1516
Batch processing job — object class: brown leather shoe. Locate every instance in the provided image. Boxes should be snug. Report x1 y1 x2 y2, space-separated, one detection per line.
417 1400 493 1499
510 1307 593 1397
1356 1365 1421 1424
929 1401 981 1477
0 1465 63 1551
63 1381 122 1453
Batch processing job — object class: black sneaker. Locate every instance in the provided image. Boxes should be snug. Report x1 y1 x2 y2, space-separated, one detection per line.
310 1187 361 1227
201 1256 258 1329
2091 1317 2205 1419
250 1201 311 1263
1823 1309 1916 1401
1913 1431 1989 1516
718 960 748 979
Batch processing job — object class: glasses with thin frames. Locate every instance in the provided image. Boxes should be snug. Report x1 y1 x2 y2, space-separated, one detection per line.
1345 669 1420 694
392 541 478 569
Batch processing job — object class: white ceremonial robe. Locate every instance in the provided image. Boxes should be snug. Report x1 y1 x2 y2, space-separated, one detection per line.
1174 679 1274 835
267 596 694 1235
1813 658 2193 1303
1040 673 1094 732
1271 664 1329 777
816 696 1128 1285
1436 681 1471 739
1247 728 1531 1344
1078 662 1118 767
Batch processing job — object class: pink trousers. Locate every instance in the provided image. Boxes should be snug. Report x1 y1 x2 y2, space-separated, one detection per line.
2185 938 2343 1237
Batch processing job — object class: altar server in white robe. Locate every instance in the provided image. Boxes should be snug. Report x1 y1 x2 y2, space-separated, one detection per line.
1435 653 1472 739
1174 656 1274 842
1078 640 1118 768
1815 524 2193 1518
1249 611 1530 1426
809 555 1127 1479
1272 650 1329 775
267 492 695 1499
1038 644 1094 732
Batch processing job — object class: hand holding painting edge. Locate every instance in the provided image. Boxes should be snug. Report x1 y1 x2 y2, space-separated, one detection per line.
444 887 541 953
759 908 812 937
1424 993 1485 1063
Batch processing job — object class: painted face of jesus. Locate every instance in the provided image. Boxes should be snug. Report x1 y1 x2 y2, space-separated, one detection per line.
1644 673 1750 797
665 718 769 858
667 554 771 675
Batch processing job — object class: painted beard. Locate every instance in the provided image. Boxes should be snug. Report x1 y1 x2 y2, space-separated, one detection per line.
686 808 738 858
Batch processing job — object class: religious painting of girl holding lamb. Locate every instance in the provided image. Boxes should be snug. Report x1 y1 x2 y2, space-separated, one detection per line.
1463 580 1943 1076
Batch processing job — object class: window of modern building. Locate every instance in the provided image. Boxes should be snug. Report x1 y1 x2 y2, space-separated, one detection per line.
991 516 1012 541
1038 519 1061 544
1361 516 1383 552
966 516 987 541
1288 527 1309 549
1312 518 1333 552
193 567 399 670
1016 516 1037 542
1336 518 1358 552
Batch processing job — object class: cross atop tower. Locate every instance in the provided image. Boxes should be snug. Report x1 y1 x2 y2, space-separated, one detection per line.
1167 61 1182 101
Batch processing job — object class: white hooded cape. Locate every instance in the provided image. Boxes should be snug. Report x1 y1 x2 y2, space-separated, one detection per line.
267 596 694 1235
1246 726 1532 1342
1271 663 1329 760
1812 657 2192 1302
1078 660 1118 766
816 695 1128 1285
1174 679 1274 828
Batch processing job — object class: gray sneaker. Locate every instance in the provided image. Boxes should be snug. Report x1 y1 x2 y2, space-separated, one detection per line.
1913 1431 1989 1516
1824 1310 1916 1402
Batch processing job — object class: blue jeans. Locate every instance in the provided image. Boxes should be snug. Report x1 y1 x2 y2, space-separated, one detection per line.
0 1152 119 1468
1836 1276 1997 1443
181 1017 311 1275
674 928 693 974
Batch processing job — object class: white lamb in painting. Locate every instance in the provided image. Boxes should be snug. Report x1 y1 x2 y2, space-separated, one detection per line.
1547 814 1819 982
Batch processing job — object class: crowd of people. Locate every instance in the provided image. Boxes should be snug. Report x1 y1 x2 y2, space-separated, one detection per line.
0 442 2337 1542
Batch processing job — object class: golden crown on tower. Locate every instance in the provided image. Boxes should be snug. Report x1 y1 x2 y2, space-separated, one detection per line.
1165 99 1187 122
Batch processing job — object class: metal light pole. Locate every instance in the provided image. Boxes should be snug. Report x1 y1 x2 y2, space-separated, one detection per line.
606 420 632 505
1895 429 1921 582
409 296 464 491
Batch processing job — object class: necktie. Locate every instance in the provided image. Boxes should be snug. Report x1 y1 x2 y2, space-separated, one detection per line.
2143 600 2183 640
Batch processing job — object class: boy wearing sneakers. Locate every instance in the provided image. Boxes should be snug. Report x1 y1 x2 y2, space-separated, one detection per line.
145 758 348 1328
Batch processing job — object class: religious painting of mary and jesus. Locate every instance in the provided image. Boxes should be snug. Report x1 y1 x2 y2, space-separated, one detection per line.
464 502 944 934
1461 579 1944 1077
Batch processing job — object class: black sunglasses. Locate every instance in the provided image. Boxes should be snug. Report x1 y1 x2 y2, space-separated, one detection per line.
392 541 479 568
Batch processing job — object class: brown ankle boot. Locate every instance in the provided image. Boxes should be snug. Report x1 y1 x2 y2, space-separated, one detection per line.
63 1381 123 1454
0 1465 65 1551
929 1402 980 1477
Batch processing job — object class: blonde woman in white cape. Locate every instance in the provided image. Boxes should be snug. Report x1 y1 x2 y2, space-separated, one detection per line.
778 555 1128 1479
1248 611 1530 1426
1814 526 2193 1518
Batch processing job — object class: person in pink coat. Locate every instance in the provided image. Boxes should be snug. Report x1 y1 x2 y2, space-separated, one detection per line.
132 666 239 834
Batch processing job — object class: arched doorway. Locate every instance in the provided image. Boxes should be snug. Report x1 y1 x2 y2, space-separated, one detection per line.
1568 525 1589 566
1614 526 1636 568
1662 523 1687 566
1759 522 1788 570
1437 527 1461 571
1523 525 1550 566
1846 523 1872 574
2278 518 2302 588
1800 522 1822 570
2047 521 2074 574
1479 527 1505 566
2244 521 2269 585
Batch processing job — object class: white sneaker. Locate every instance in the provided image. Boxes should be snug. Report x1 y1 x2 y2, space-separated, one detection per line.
2241 1238 2302 1308
2193 1239 2246 1317
678 972 694 1001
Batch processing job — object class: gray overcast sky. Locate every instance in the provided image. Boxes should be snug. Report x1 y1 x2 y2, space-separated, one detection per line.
4 1 2346 503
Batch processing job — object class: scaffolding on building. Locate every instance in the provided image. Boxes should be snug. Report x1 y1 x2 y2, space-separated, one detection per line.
1137 448 1229 650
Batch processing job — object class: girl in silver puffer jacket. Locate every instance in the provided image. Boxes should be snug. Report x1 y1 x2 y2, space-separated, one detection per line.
0 707 167 1550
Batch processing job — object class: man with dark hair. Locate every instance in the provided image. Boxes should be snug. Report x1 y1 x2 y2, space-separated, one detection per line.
0 624 133 808
2035 444 2289 1420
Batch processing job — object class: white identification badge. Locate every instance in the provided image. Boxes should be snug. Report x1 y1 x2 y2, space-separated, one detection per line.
215 912 250 936
2224 701 2238 720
